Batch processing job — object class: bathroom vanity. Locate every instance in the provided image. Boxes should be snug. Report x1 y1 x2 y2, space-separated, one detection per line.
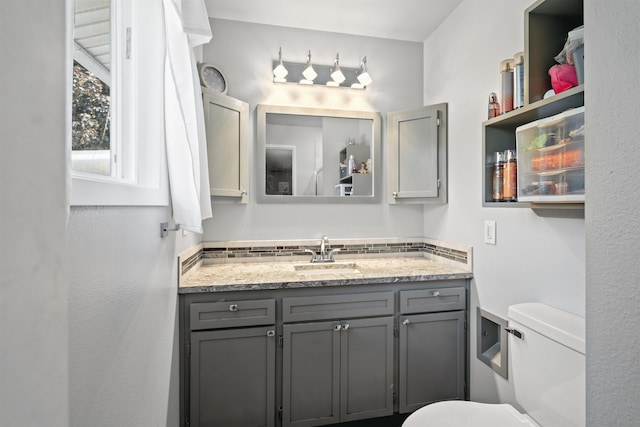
178 251 472 427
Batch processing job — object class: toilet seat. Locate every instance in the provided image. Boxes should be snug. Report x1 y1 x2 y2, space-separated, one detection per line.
402 400 539 427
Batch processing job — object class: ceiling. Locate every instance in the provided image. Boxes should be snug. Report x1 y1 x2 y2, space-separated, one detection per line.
204 0 463 42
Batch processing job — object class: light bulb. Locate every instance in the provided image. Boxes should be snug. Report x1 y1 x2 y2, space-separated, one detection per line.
331 53 345 84
273 47 288 79
357 56 373 86
302 50 317 81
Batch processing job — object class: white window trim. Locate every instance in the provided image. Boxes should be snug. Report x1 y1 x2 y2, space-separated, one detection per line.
69 0 169 206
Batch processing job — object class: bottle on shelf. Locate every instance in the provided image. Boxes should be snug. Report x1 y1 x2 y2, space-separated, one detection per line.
488 92 500 119
503 149 517 201
348 155 356 174
513 52 525 109
500 59 514 114
492 151 504 201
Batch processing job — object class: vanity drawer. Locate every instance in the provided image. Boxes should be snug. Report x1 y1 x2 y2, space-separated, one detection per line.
190 299 276 330
400 287 465 314
283 292 394 323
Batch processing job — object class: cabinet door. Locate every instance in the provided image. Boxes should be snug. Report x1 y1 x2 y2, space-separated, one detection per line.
398 311 465 413
190 327 276 427
283 322 341 427
387 103 447 204
203 88 249 202
340 317 394 422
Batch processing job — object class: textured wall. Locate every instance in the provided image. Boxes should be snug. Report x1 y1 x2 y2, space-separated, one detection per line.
0 0 69 425
201 19 426 241
422 0 586 407
585 0 640 424
67 206 199 426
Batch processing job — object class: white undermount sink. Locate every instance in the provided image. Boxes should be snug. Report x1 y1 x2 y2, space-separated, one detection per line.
294 262 362 275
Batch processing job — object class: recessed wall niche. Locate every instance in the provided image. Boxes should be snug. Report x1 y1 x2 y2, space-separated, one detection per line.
477 307 509 378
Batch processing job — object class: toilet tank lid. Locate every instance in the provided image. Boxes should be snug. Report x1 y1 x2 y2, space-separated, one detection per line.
508 303 585 354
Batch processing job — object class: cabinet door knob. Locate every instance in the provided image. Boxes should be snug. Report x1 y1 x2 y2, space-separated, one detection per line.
432 291 440 298
402 319 410 326
392 192 398 198
334 324 342 331
266 330 275 337
229 304 238 312
342 323 350 331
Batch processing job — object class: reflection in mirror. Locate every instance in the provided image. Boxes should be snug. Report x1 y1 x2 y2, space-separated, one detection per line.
266 145 296 195
257 105 381 203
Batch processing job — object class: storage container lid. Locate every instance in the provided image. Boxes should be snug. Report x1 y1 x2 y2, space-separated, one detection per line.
508 302 585 354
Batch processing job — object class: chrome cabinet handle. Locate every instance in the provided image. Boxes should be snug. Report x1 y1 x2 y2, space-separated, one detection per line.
402 319 410 326
229 304 238 312
432 291 440 298
334 324 342 331
266 330 275 337
343 323 350 331
392 192 398 198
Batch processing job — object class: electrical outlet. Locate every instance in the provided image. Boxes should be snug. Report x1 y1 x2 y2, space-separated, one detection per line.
484 221 496 245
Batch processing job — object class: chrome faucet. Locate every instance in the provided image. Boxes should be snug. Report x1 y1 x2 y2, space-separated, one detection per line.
320 235 329 258
305 235 340 263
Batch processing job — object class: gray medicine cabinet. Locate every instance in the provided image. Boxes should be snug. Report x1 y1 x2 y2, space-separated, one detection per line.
202 87 249 203
387 103 448 204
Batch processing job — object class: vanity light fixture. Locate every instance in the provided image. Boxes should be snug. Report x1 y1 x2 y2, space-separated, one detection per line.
272 49 372 89
272 47 288 82
357 56 373 87
301 50 317 82
330 53 346 84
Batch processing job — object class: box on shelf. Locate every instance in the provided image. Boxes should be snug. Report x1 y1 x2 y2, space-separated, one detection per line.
516 106 585 203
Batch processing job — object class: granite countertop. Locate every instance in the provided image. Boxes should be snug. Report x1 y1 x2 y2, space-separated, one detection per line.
179 256 473 294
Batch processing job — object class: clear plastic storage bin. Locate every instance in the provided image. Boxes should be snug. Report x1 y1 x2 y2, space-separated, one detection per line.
516 106 585 202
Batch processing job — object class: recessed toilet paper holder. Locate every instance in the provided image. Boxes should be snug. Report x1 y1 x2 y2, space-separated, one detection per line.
477 307 509 379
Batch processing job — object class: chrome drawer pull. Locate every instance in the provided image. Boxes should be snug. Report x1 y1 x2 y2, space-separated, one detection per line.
402 319 410 326
432 291 440 298
229 304 239 312
267 330 275 337
334 324 342 331
342 323 350 331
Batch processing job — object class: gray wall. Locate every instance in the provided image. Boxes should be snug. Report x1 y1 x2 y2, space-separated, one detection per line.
422 0 586 407
585 0 640 424
0 1 69 425
201 19 426 241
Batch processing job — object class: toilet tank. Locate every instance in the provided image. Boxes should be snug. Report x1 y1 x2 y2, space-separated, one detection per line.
508 303 585 427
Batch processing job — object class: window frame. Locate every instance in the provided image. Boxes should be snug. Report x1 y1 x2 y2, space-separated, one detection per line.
68 0 169 206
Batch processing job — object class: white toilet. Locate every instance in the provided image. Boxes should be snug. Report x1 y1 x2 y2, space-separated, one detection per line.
402 302 585 427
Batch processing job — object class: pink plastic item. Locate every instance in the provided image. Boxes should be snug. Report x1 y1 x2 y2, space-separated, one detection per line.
549 64 578 94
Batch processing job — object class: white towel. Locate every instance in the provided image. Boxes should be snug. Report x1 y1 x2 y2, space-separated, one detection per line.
163 0 213 233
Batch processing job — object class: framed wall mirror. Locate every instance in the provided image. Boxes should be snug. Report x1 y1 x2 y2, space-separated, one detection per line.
257 105 381 203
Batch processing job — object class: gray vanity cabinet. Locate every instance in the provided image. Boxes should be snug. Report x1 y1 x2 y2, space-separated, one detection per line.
387 103 448 204
281 293 395 427
398 288 466 413
186 299 276 427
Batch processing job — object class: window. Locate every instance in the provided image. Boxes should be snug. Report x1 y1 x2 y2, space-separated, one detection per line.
69 0 168 206
72 0 113 176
